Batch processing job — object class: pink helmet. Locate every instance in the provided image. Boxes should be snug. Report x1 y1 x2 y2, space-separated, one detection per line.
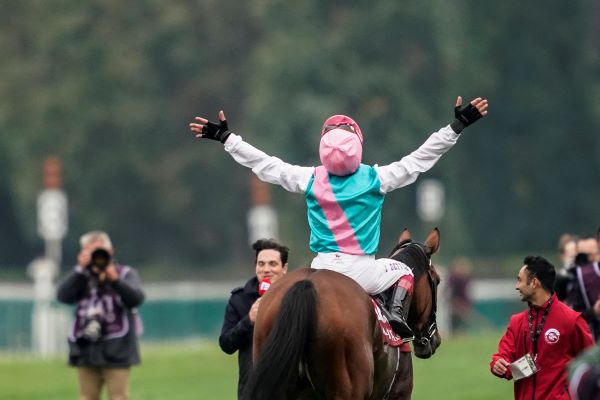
319 115 363 176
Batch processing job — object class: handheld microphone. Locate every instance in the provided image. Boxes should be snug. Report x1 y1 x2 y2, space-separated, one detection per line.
258 278 272 296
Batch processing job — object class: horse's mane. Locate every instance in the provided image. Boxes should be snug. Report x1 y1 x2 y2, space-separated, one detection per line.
389 240 430 278
388 239 411 256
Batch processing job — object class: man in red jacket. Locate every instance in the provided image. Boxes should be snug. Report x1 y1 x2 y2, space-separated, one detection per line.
491 255 594 400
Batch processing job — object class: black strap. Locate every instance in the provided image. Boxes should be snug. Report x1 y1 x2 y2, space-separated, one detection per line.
527 296 553 360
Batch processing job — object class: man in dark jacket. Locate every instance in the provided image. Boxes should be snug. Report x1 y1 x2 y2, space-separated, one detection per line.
566 236 600 341
490 256 594 400
219 238 289 399
57 231 145 400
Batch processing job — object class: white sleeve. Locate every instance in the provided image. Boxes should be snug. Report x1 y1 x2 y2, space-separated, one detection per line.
376 125 460 194
223 133 314 193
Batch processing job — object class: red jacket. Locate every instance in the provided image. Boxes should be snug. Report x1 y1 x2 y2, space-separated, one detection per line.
490 293 594 400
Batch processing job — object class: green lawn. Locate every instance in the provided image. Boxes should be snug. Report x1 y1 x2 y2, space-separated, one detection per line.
0 332 512 400
412 332 512 400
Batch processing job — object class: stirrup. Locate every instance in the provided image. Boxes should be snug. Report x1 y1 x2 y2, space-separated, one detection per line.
389 318 414 343
400 334 415 343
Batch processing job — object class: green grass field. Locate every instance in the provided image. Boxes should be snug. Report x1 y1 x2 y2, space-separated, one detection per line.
0 332 512 400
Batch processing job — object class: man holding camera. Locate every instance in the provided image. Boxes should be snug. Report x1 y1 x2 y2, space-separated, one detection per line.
57 231 145 400
566 235 600 341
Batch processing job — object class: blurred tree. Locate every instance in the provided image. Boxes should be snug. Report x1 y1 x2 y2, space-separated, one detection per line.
0 0 258 269
0 0 598 274
0 146 31 265
446 1 600 255
243 0 600 260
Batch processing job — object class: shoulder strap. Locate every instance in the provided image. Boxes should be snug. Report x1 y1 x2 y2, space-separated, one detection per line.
576 267 593 310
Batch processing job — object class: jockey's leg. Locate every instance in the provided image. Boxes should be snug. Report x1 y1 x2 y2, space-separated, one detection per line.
372 259 414 341
388 275 415 341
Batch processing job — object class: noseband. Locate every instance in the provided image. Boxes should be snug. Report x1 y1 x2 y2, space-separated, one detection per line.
393 242 438 347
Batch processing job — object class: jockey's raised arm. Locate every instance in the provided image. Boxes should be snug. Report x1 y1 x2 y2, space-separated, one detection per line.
190 110 314 193
224 135 314 194
377 96 488 193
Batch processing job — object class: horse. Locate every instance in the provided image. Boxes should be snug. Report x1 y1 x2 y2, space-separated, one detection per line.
244 228 442 400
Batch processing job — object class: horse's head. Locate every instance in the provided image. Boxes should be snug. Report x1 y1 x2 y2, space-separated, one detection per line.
390 228 442 359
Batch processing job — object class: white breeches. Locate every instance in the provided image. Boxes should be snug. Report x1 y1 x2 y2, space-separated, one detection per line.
311 252 413 295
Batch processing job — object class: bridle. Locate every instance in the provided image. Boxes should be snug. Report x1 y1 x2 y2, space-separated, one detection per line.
392 242 439 347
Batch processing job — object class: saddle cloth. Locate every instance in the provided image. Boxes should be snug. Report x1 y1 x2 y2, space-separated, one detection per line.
371 298 411 352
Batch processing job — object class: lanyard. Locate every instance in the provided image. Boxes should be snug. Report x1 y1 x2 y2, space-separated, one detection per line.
527 296 553 360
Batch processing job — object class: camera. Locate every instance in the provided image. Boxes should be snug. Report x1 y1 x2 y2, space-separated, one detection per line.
88 248 112 272
81 318 102 342
80 302 104 342
574 252 591 267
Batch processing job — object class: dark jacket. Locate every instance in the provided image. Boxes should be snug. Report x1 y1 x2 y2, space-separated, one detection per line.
567 262 600 341
56 264 145 368
219 276 259 399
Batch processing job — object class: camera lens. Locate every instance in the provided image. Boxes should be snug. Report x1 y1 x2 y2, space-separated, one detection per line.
90 248 111 270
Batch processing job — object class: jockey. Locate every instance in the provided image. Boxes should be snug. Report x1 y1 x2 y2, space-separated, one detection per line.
190 96 488 339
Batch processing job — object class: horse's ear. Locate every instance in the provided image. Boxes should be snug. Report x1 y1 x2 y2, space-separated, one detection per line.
424 228 440 255
398 229 411 244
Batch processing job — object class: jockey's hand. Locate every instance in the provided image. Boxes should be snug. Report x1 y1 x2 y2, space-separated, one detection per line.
190 110 231 144
451 96 489 133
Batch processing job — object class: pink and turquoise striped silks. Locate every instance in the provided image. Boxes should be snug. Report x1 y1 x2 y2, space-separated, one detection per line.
305 165 385 255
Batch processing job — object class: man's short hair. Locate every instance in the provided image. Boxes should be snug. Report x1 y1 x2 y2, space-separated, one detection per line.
252 239 289 265
577 235 598 251
523 255 556 293
80 231 113 249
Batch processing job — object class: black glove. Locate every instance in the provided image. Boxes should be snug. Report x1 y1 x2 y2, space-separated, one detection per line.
451 102 483 133
202 118 231 143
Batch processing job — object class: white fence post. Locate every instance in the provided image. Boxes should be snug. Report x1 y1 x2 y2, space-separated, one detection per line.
28 257 70 357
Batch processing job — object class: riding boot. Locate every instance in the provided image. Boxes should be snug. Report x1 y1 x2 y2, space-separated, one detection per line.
388 285 414 341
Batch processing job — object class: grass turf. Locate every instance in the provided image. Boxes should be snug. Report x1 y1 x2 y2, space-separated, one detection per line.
0 332 512 399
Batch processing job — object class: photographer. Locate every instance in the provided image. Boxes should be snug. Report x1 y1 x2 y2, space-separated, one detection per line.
566 235 600 341
57 231 145 400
